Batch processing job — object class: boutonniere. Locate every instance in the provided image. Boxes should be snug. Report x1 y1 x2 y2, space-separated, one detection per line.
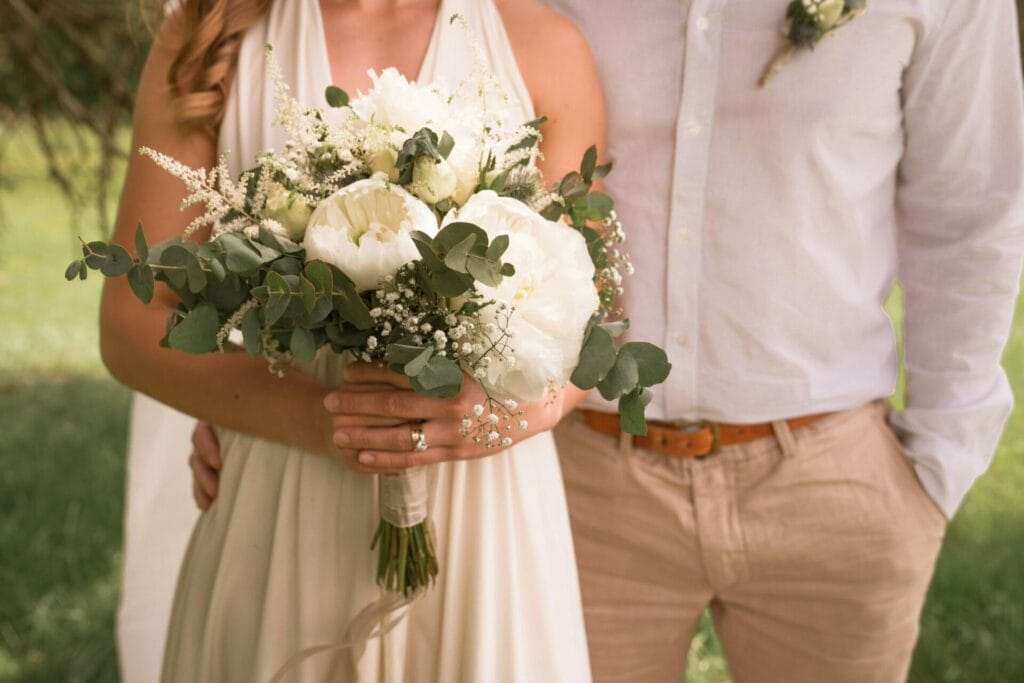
759 0 867 87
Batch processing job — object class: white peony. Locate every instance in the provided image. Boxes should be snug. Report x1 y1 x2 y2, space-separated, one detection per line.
448 191 599 401
304 175 438 291
264 181 313 241
349 68 451 135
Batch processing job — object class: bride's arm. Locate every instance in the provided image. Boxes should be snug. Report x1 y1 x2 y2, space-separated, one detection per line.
318 2 608 470
100 24 338 458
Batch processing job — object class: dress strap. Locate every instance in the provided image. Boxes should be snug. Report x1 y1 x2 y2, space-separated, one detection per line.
418 0 535 121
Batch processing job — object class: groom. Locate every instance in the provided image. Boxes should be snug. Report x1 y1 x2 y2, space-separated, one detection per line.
191 1 1024 680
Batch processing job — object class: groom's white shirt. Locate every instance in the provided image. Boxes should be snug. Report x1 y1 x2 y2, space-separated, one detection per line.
545 0 1024 517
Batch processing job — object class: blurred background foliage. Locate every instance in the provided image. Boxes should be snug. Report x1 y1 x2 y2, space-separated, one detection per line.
2 1 1024 681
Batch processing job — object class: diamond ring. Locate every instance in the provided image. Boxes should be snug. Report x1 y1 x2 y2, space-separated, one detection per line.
410 424 428 452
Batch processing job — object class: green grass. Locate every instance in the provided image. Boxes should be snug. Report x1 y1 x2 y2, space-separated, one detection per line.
1 122 1023 682
0 125 129 683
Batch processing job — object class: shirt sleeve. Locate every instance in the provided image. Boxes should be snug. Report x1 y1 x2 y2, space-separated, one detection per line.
890 0 1024 518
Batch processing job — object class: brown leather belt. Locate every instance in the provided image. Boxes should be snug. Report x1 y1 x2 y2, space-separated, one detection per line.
581 409 833 458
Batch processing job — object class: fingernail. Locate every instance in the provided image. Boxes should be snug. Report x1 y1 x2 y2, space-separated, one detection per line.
324 394 339 411
359 452 375 465
334 431 350 446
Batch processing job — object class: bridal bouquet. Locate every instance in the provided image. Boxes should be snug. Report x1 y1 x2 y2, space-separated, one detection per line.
68 39 670 597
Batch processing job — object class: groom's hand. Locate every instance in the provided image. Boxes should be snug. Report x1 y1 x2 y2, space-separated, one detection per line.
190 421 221 510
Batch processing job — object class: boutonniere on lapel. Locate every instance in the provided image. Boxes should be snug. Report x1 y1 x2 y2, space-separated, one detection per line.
759 0 867 87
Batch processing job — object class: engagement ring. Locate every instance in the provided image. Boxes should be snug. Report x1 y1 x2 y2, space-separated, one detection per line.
410 424 428 452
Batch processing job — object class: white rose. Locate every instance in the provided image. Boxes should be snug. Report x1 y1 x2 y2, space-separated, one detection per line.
304 176 438 291
447 191 599 401
411 157 458 204
264 182 313 242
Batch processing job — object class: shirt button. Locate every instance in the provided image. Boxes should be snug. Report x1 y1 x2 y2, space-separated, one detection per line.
678 228 692 242
696 17 710 31
686 119 702 135
675 334 689 348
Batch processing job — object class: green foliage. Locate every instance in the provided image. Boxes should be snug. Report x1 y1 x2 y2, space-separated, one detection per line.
395 127 451 184
324 85 350 108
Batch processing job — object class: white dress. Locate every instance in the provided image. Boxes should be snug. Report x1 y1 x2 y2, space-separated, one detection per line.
159 1 592 681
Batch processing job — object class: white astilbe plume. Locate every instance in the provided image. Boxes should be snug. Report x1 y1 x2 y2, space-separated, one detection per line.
446 14 545 189
139 147 255 238
265 44 316 147
216 298 260 350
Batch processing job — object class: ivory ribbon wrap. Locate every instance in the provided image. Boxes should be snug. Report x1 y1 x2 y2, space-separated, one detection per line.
380 466 430 528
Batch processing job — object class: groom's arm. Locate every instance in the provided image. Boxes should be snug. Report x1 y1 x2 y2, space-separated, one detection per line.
891 0 1024 518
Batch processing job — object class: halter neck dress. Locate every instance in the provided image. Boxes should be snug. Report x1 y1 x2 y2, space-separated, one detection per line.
160 2 591 681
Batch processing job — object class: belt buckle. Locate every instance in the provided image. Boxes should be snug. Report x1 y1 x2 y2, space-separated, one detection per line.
671 419 720 457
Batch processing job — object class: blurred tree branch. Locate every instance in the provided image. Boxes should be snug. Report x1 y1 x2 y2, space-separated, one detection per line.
0 0 150 234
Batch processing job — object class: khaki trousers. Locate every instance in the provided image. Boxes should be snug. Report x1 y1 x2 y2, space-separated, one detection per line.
553 401 947 683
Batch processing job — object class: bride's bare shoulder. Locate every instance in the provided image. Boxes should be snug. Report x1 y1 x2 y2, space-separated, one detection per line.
496 0 602 110
495 0 605 179
496 0 595 76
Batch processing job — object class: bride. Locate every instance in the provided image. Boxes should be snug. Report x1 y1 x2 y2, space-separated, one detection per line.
102 0 604 680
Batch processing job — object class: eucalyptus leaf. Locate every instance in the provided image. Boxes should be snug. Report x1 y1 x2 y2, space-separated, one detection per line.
558 172 589 199
134 223 149 262
159 245 192 289
539 202 563 221
580 145 597 182
409 355 463 396
570 324 617 390
325 85 350 107
299 275 317 312
304 261 334 295
65 260 84 281
597 350 639 401
240 306 262 356
332 280 373 329
83 241 108 269
434 221 487 254
485 234 509 261
219 233 262 273
466 255 502 287
289 327 317 364
264 271 291 326
443 233 476 272
385 344 428 366
167 303 220 354
619 388 653 436
127 264 155 304
621 342 672 387
404 346 434 377
185 256 207 293
587 191 614 217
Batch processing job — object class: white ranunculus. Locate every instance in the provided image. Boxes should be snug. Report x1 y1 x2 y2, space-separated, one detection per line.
448 191 599 402
411 157 458 204
448 145 481 206
368 147 401 183
304 175 438 291
264 181 313 241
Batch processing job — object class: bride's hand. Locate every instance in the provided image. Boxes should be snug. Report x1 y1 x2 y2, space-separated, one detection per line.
322 363 566 472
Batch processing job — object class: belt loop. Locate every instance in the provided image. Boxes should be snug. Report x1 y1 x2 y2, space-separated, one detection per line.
771 419 799 459
618 429 633 455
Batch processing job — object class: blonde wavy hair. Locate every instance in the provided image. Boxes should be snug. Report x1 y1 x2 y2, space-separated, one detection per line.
161 0 273 136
